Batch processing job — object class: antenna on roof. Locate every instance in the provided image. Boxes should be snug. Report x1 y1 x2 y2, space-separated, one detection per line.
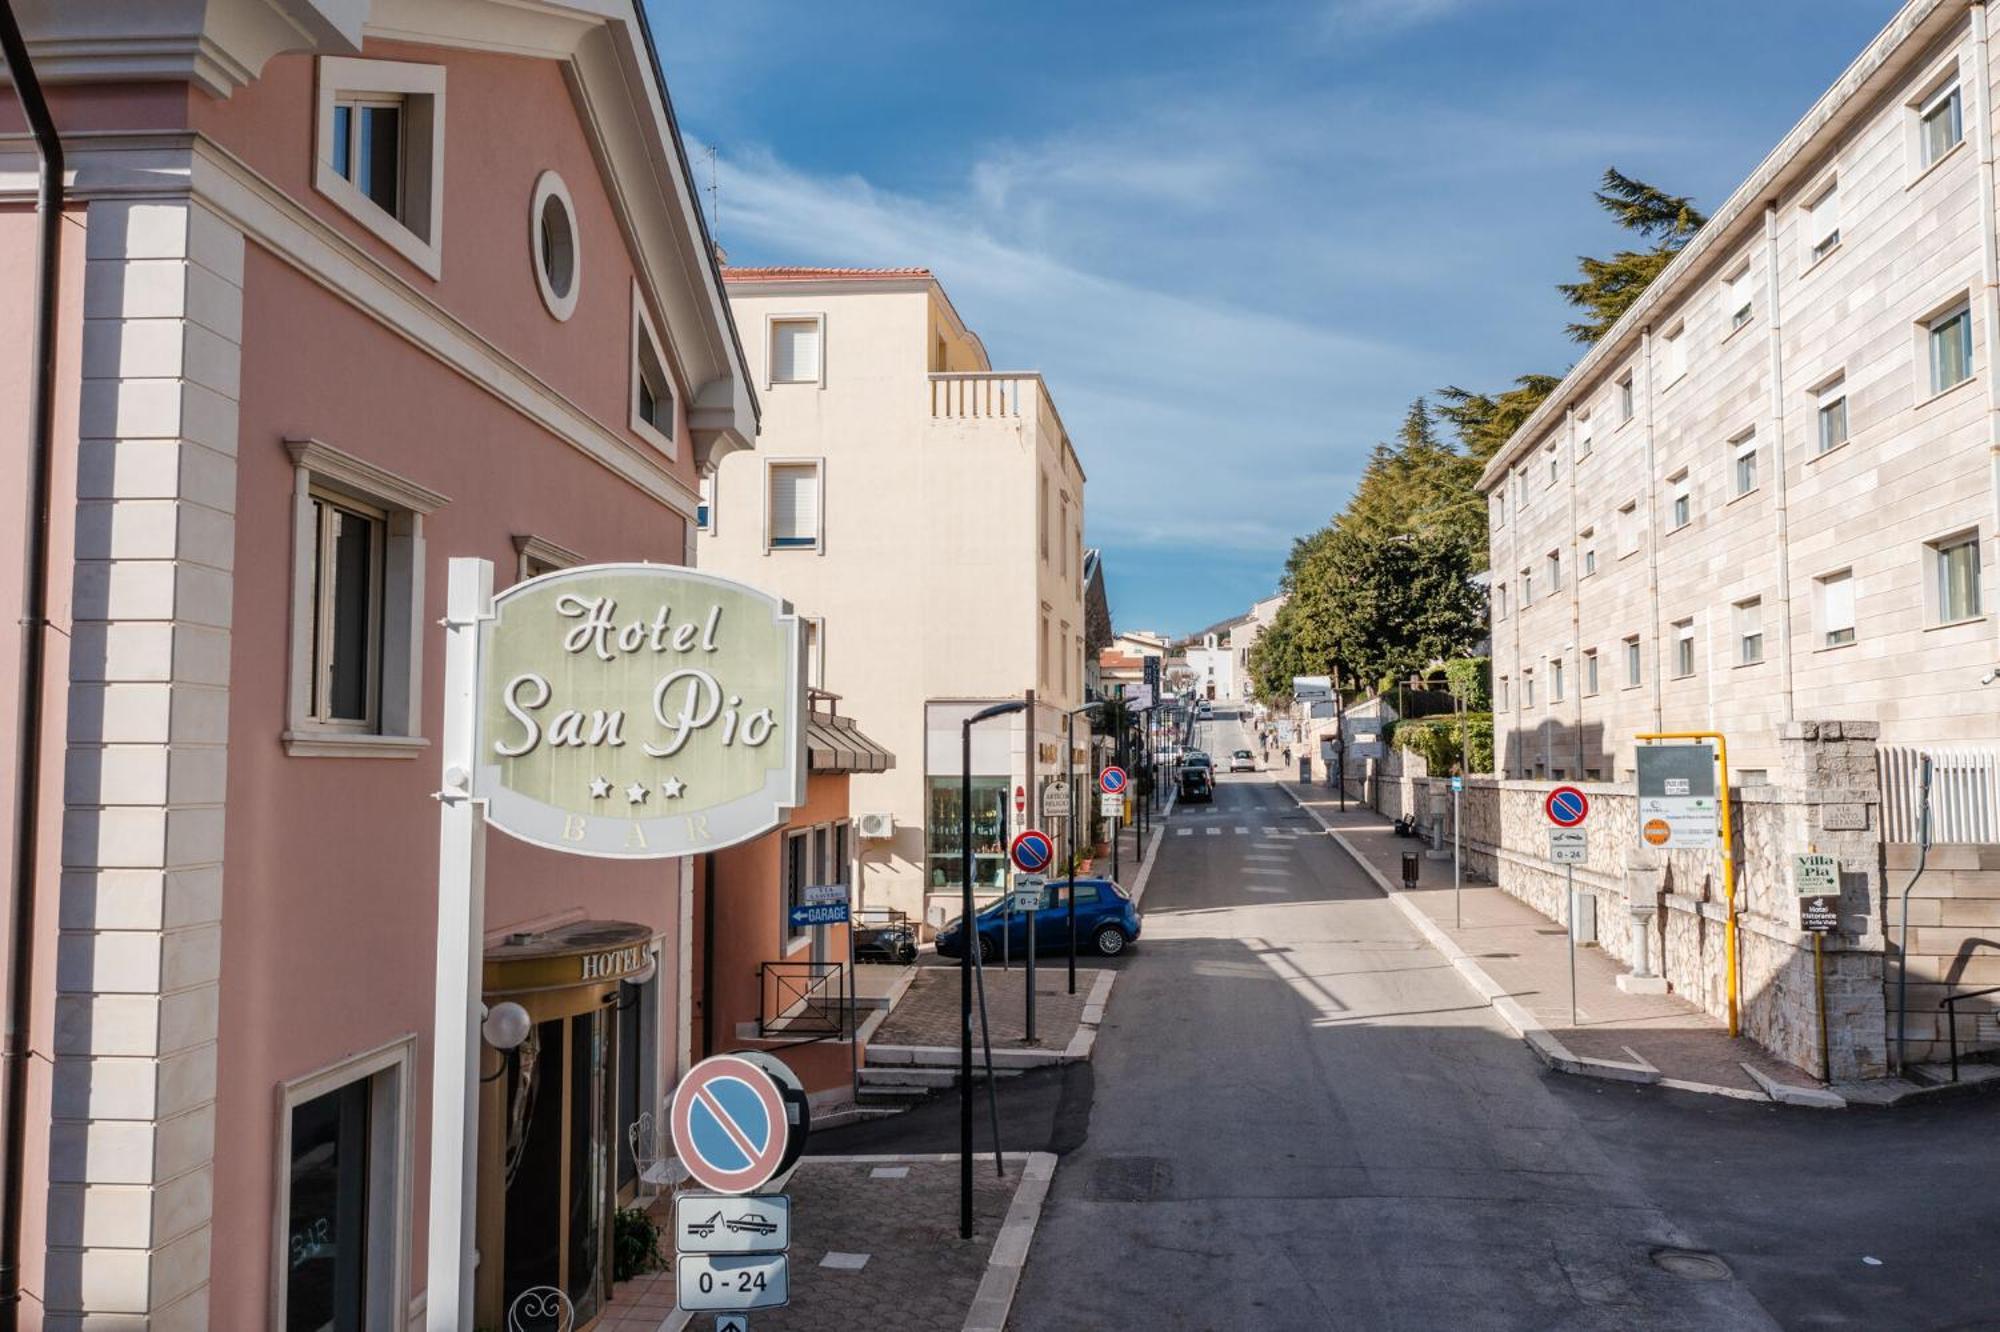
702 143 721 257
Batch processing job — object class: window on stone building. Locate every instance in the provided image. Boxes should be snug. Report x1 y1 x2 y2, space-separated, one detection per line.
1805 181 1840 265
1577 411 1593 459
1546 548 1562 593
1818 569 1856 647
767 461 823 550
1623 634 1642 687
1929 301 1974 395
770 316 824 385
1815 376 1849 455
1668 471 1691 531
1919 77 1964 169
1661 323 1687 386
1617 499 1641 559
315 58 445 275
1731 429 1758 498
1929 529 1983 624
1584 648 1599 696
1734 597 1764 664
1723 263 1755 331
1550 657 1565 704
1673 619 1696 678
1523 670 1535 708
1581 528 1597 577
1618 372 1635 423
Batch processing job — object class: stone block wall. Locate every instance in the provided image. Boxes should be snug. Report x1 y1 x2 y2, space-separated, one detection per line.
1883 842 2000 1065
1411 720 1890 1079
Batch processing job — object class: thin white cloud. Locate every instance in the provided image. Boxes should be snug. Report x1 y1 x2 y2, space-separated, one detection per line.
1318 0 1484 39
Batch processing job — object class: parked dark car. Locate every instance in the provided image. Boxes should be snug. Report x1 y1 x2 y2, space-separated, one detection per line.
934 877 1142 961
852 918 918 965
1179 765 1213 802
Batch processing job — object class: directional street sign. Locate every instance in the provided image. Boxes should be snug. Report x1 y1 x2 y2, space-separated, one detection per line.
787 902 849 929
675 1192 792 1255
670 1055 791 1196
1009 874 1047 913
1548 827 1587 864
1009 829 1055 875
1544 785 1589 828
715 1317 749 1332
802 883 847 906
1099 766 1129 795
676 1252 789 1312
1450 775 1464 794
1794 852 1840 933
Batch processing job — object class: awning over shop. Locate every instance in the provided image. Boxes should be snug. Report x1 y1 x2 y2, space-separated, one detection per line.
806 712 894 774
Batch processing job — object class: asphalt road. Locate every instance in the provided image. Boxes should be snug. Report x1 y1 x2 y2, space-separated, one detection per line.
812 705 2000 1328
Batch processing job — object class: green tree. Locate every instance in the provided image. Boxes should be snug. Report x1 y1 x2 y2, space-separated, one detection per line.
1434 375 1561 465
1556 168 1707 344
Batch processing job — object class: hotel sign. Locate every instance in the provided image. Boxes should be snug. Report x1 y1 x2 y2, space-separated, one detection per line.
474 564 806 858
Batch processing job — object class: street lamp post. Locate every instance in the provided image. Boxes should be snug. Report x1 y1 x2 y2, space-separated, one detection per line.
1064 701 1103 996
960 700 1026 1241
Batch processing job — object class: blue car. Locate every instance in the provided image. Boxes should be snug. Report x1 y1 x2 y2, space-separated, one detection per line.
935 878 1141 961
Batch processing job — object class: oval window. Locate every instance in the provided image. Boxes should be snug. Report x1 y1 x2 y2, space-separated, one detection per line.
530 171 579 321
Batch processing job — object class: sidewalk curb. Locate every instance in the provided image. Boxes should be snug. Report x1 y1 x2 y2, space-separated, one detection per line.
867 971 1119 1069
1278 784 1767 1104
1126 821 1168 907
963 1150 1059 1332
1743 1061 1847 1109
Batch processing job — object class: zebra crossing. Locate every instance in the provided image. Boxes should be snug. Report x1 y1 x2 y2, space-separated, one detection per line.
1174 823 1313 838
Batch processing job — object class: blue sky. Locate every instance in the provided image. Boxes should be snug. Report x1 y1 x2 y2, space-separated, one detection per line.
653 0 1895 637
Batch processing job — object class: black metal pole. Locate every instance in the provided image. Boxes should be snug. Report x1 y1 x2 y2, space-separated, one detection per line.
960 719 974 1239
1111 720 1123 885
1066 713 1077 995
0 8 63 1320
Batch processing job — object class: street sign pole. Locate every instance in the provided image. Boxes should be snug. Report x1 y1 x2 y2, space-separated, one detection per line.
1567 861 1577 1029
1026 888 1037 1044
1066 713 1077 997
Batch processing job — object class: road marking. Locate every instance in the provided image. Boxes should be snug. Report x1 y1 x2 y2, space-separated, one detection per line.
1175 828 1191 837
1234 826 1248 834
1205 828 1220 836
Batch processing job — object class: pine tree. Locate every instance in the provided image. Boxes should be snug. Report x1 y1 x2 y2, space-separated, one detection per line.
1556 168 1707 344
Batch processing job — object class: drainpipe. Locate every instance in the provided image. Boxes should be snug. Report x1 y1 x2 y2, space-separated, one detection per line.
1641 327 1665 734
1566 406 1582 778
1894 756 1934 1074
1973 3 2000 668
0 2 62 1321
1763 203 1797 726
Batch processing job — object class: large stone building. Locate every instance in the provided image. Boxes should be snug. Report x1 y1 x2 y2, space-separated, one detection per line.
1482 0 2000 799
699 267 1089 933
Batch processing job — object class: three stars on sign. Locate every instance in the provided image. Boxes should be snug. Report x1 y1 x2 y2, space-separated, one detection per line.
588 775 687 804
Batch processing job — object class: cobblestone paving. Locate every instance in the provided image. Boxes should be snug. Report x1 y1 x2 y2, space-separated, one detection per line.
633 1158 1021 1330
870 964 1108 1050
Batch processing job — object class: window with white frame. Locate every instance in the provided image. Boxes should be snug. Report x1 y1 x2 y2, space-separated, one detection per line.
1580 527 1597 577
1731 429 1758 497
1494 489 1507 529
1661 324 1687 385
1815 376 1849 454
1928 301 1974 395
767 461 821 550
770 316 823 385
1669 470 1691 530
285 439 443 756
1929 529 1983 623
1617 499 1641 559
1618 372 1635 423
1512 469 1525 512
275 1038 413 1331
1550 656 1565 704
1734 597 1764 664
530 171 579 321
1804 181 1840 265
1495 581 1508 620
1673 618 1696 678
1577 411 1594 459
1545 441 1559 487
1817 569 1855 646
628 300 678 459
1546 548 1562 593
314 59 445 277
1919 75 1964 169
783 829 812 947
1584 648 1599 695
1497 676 1510 710
1523 669 1535 708
697 471 715 533
1521 565 1533 605
1723 263 1754 331
1624 634 1642 687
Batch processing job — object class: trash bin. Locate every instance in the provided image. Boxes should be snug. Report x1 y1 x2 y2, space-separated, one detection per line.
1401 851 1419 890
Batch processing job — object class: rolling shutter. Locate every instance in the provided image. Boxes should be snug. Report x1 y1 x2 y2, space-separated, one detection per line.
769 464 819 546
772 319 821 384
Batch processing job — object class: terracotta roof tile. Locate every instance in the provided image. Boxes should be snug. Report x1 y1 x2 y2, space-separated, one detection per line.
722 266 933 283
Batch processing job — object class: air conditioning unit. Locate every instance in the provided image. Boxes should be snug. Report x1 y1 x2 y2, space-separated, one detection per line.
856 811 896 841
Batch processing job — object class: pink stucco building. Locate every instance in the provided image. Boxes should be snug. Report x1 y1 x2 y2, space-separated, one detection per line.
0 0 755 1324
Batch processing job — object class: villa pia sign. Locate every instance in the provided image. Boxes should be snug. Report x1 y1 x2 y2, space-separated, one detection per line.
473 564 806 858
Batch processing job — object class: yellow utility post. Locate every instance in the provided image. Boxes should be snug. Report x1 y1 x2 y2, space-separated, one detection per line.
1636 732 1738 1037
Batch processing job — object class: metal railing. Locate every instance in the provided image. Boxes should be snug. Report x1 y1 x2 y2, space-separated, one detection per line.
1940 985 2000 1083
758 960 849 1040
1881 745 2000 843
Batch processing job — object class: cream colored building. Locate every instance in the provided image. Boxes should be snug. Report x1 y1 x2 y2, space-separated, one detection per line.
701 267 1088 929
1482 0 2000 790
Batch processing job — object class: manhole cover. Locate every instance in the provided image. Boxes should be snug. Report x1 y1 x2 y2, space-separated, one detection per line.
1651 1248 1732 1281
